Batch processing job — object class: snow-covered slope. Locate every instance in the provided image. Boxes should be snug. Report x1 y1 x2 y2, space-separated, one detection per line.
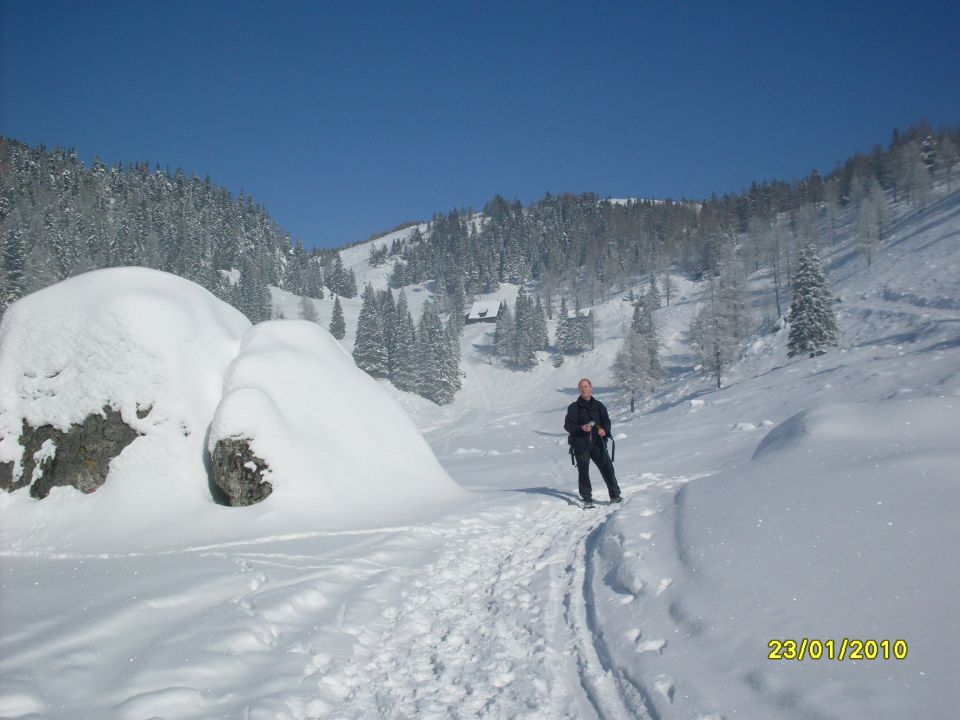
1 185 958 719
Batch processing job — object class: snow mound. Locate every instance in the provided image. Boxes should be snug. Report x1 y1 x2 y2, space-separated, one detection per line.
0 268 465 552
210 320 465 513
0 266 248 439
750 410 808 458
599 397 960 719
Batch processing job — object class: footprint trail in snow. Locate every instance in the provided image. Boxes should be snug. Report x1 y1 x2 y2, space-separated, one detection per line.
305 495 637 719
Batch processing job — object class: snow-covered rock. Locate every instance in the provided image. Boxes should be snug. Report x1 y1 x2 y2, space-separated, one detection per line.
208 319 466 515
0 268 466 552
0 267 249 515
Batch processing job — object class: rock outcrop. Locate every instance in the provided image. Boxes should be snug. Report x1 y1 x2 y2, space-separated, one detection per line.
0 406 139 498
209 436 273 506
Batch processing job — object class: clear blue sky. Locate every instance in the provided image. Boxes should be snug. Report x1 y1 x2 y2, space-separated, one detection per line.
2 1 958 249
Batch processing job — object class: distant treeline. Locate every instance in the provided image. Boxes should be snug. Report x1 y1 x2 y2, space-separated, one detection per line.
2 121 957 327
383 121 957 317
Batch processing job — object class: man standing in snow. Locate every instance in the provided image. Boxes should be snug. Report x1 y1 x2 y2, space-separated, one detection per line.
565 378 622 508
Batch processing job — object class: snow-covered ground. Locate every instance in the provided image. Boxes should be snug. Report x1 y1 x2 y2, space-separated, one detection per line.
1 186 958 719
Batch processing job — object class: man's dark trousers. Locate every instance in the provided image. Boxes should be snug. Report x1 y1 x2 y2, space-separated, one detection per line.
575 440 620 501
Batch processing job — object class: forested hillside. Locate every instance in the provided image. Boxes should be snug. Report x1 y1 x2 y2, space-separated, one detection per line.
0 138 310 321
2 122 957 361
388 122 956 312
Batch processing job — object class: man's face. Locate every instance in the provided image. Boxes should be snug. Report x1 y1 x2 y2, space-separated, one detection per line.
578 380 592 400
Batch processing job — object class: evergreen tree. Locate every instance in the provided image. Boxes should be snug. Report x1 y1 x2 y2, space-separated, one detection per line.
236 260 272 323
352 284 388 378
441 315 463 399
328 253 359 297
303 258 324 299
417 301 456 404
2 228 27 312
647 275 661 309
494 302 516 361
559 298 593 354
555 297 570 352
378 288 398 378
329 295 346 339
285 239 308 294
389 260 407 288
787 244 839 358
512 284 536 369
447 274 466 337
392 290 419 392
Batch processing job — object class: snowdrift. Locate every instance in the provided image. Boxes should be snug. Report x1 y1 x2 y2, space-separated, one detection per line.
0 268 465 553
592 398 960 719
210 320 466 513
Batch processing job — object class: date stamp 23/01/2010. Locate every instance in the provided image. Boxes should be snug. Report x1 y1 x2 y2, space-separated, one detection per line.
768 638 908 662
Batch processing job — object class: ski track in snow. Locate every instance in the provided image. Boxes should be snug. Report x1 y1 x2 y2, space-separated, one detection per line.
277 487 660 720
0 479 680 719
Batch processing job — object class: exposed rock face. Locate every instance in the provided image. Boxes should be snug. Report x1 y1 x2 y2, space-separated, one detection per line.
209 436 273 506
0 406 140 498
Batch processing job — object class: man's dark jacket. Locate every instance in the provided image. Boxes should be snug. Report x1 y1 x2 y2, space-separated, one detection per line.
564 396 612 453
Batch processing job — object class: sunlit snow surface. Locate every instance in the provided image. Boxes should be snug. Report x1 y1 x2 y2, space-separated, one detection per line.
1 189 959 718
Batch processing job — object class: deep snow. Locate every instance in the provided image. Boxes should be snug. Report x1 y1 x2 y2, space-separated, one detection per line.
0 268 465 556
1 185 959 719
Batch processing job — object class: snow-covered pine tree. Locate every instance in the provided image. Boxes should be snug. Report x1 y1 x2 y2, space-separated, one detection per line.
613 327 654 413
787 243 839 358
441 316 463 399
447 274 466 337
389 261 407 289
392 290 419 392
236 259 272 323
494 302 516 362
513 284 536 369
329 295 346 339
352 284 388 378
416 306 442 402
555 297 570 353
417 301 457 404
328 253 358 298
378 289 398 379
304 259 324 299
561 298 593 354
433 273 448 314
1 227 27 313
284 239 308 295
647 275 661 309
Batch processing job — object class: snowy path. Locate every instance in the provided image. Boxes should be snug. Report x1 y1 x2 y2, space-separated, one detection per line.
1 486 659 720
292 492 648 720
